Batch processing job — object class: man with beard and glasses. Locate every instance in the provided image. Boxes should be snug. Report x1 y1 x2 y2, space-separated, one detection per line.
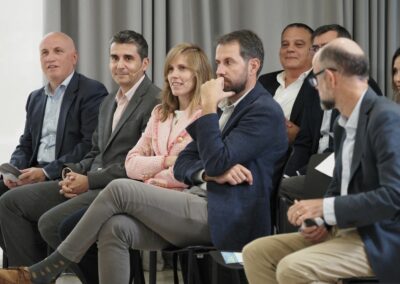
243 38 400 284
174 29 288 250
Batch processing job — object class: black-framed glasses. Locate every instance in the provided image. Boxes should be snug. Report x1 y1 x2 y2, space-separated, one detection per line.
310 45 322 53
308 68 337 87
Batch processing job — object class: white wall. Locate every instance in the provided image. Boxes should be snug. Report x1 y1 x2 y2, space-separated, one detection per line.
0 1 43 162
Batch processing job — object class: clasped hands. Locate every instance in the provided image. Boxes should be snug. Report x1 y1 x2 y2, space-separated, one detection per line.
59 171 89 198
287 199 328 243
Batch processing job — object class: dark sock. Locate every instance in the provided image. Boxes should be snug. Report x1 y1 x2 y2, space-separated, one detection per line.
28 251 72 284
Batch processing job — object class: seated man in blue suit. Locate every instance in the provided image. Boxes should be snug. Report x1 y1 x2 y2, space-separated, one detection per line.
174 29 288 250
0 32 107 194
243 38 400 283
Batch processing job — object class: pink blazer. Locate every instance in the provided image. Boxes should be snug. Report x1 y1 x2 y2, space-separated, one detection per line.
125 105 202 190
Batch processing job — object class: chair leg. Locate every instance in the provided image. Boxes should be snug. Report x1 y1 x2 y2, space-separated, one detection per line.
187 249 194 284
149 251 157 284
172 252 180 284
211 256 218 284
2 252 8 268
129 249 145 284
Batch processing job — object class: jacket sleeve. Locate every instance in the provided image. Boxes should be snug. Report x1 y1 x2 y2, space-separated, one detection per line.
9 92 37 169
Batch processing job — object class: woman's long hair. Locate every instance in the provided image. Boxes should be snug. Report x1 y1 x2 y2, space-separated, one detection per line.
159 43 212 121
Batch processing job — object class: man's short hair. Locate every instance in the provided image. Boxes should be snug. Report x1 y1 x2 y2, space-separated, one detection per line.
319 44 369 79
110 30 148 60
281 23 314 39
217 30 264 76
312 24 352 41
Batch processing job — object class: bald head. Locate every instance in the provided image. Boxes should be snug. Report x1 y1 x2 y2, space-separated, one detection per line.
40 32 76 52
39 32 78 90
315 38 369 79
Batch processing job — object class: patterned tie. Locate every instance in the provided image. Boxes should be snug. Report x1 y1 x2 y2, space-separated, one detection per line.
112 95 128 131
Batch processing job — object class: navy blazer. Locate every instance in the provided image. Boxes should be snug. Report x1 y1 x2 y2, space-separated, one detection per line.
285 78 383 176
9 72 108 179
326 89 400 282
258 71 318 127
174 82 288 250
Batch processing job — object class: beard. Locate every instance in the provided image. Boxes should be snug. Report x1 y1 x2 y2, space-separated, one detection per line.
320 99 335 111
221 69 248 94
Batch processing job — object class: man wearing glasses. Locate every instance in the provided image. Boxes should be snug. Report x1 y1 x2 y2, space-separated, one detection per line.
243 37 400 284
279 25 382 229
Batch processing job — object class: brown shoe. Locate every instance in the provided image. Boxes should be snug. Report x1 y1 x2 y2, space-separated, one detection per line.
0 267 31 284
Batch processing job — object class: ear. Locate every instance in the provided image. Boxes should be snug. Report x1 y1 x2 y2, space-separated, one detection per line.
325 69 337 88
248 58 261 76
141 57 150 71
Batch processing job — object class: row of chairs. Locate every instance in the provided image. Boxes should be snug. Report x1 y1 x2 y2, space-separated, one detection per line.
1 153 380 283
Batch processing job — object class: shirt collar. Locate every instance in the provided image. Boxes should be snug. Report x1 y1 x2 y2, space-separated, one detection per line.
44 71 74 96
218 87 252 111
115 75 145 103
338 89 367 129
277 69 311 87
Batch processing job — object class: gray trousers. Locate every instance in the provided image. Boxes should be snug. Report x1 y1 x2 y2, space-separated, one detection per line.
0 180 100 266
58 178 211 284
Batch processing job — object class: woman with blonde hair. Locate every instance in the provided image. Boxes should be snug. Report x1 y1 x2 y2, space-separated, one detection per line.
0 43 213 284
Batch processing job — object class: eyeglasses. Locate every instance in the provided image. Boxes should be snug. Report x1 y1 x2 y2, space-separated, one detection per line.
310 45 322 53
308 68 337 87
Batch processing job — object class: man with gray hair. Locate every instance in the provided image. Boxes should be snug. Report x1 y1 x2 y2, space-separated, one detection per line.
243 38 400 283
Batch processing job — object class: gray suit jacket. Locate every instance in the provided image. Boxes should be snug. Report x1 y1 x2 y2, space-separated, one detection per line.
66 75 160 189
326 88 400 282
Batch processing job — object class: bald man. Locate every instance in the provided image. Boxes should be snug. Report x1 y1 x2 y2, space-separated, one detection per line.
0 32 108 264
243 38 400 283
0 32 107 193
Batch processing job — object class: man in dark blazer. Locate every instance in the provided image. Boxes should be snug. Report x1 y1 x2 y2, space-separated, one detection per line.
243 38 400 283
0 30 159 274
281 25 383 206
174 30 288 250
0 32 107 194
258 23 315 144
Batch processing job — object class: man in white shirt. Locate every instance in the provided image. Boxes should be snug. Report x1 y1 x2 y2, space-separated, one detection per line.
258 23 314 144
243 38 400 283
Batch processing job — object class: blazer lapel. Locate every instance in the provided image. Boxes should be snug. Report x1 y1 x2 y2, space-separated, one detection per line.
221 83 262 135
55 72 79 157
105 76 151 149
32 90 48 155
349 90 376 182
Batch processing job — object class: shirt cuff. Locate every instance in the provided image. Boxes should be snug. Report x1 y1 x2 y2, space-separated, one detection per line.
323 197 337 225
193 170 205 183
41 168 50 180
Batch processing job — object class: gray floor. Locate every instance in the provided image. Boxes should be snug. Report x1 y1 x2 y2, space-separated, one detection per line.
0 248 180 284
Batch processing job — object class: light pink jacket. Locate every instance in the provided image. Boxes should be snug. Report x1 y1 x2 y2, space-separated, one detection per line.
125 105 202 190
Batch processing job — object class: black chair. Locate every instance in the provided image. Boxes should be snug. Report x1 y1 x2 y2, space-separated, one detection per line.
276 152 332 233
338 277 379 283
148 245 216 284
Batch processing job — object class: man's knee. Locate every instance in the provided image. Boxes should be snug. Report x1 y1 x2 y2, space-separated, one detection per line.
276 254 312 283
97 216 131 249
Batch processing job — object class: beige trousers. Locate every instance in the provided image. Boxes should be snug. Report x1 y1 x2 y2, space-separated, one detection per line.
242 229 374 284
